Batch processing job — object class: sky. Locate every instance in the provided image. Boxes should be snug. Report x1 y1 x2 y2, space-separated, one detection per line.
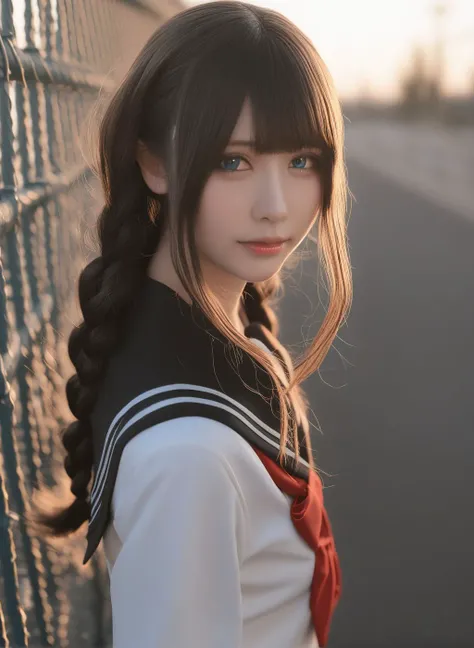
187 0 474 100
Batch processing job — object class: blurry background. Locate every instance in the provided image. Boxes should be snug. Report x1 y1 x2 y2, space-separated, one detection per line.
0 0 473 646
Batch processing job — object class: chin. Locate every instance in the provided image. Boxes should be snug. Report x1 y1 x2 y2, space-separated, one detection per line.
245 271 280 284
234 263 284 285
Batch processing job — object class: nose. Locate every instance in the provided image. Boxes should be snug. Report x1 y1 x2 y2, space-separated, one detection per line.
253 166 288 224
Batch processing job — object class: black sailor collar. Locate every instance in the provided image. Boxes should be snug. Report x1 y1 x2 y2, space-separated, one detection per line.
83 276 310 564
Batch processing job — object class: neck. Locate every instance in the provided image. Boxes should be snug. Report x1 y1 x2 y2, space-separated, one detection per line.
148 233 248 335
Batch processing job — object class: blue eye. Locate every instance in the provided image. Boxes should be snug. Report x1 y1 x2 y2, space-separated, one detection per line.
219 156 243 171
291 156 311 169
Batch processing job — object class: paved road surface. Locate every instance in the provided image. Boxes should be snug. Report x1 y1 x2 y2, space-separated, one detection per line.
280 160 474 648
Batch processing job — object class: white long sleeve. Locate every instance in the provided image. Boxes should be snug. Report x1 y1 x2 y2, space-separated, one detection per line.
108 431 247 648
104 417 317 648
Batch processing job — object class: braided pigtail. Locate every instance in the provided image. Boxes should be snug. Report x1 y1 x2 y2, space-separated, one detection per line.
244 274 281 336
32 59 164 536
32 176 162 536
244 274 314 464
27 25 175 536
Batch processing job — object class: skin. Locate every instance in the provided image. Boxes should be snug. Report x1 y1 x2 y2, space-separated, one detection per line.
137 98 322 334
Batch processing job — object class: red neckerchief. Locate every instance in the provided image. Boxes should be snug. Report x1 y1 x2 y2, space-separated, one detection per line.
253 447 342 647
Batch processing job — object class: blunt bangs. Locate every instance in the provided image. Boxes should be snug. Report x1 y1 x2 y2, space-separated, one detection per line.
247 41 333 157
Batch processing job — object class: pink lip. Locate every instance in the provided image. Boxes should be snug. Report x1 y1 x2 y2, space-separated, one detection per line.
239 239 289 256
242 238 289 245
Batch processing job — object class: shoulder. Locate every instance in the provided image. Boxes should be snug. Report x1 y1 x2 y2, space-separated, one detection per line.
111 416 280 520
116 416 266 478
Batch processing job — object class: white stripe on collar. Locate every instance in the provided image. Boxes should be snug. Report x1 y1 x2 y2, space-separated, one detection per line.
91 383 281 501
90 383 310 522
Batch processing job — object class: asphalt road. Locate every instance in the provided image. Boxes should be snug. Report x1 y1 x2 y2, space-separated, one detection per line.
280 159 474 648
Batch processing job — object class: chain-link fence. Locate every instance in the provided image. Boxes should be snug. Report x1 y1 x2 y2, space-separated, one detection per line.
0 1 182 645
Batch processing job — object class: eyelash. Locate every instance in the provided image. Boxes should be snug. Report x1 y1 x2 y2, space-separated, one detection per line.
291 154 321 170
218 153 321 172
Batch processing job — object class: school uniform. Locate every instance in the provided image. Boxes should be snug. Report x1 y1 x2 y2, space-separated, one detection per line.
83 276 341 648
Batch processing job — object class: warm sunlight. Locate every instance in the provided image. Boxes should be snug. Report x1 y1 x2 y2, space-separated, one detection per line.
186 0 474 100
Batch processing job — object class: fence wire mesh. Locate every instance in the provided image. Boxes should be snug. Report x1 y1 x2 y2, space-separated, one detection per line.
0 1 182 645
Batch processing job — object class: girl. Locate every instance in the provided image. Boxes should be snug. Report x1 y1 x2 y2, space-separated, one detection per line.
33 2 352 646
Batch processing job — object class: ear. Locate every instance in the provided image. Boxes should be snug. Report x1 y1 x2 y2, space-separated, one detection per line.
136 141 168 194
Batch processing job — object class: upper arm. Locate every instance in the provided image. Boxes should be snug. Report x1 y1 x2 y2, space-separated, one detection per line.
108 424 247 648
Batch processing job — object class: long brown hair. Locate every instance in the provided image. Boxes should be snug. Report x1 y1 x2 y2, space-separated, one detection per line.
31 0 352 538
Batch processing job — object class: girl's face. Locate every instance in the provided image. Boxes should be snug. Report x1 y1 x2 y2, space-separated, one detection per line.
195 98 322 290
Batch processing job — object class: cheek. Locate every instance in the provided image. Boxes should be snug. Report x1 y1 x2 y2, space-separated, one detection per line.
196 176 247 244
307 176 323 212
291 177 322 227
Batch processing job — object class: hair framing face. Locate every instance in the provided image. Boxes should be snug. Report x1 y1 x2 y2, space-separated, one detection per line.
139 1 340 226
